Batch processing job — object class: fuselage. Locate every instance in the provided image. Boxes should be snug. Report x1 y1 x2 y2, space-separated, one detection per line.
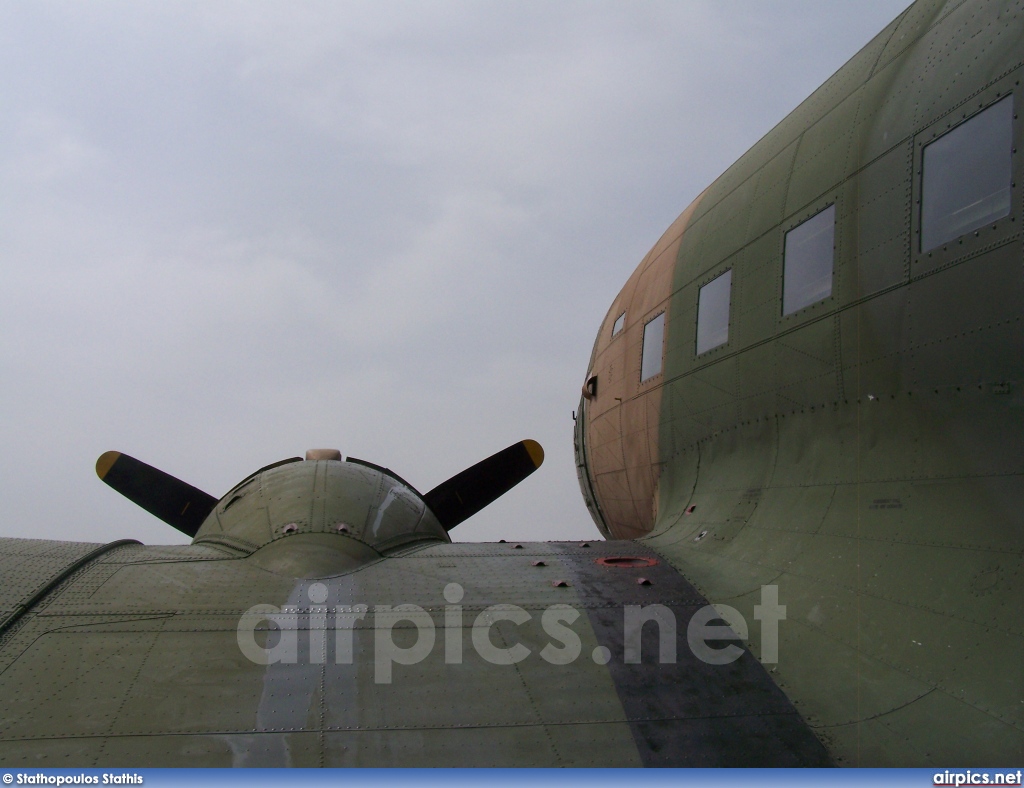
575 0 1024 765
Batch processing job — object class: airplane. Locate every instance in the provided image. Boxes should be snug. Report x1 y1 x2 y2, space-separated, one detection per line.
0 0 1020 767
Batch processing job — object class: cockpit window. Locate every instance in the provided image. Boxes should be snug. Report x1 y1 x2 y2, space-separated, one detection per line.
921 96 1013 252
783 204 835 315
696 270 732 355
640 313 665 382
611 311 626 337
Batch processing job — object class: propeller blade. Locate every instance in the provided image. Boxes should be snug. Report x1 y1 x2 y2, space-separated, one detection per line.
95 451 218 537
424 439 544 530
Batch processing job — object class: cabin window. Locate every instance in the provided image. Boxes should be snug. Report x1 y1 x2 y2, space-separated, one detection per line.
611 311 626 337
640 313 665 381
921 96 1013 252
783 204 835 315
696 270 732 355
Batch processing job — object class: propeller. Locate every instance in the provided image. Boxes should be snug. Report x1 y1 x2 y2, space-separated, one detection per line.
424 439 544 530
96 451 218 537
96 439 544 537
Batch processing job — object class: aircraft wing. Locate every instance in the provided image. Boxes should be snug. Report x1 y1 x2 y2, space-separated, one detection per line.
0 533 830 766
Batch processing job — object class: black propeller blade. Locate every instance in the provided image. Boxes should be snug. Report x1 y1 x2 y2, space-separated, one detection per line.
424 439 544 531
96 451 218 537
96 440 544 537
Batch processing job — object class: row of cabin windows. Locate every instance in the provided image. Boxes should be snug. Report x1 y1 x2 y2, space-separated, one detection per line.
619 93 1014 382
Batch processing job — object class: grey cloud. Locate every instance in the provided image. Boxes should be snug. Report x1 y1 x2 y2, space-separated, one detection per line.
0 1 909 546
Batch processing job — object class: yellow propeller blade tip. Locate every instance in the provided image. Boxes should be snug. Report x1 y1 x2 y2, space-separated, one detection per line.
95 451 121 480
523 440 544 468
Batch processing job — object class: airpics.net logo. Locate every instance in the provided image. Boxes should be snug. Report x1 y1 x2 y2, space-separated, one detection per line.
934 772 1023 786
235 583 786 683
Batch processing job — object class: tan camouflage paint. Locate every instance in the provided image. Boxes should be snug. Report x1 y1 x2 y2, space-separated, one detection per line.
581 191 706 540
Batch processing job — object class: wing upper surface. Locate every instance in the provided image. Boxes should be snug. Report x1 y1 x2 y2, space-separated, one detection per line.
0 536 828 766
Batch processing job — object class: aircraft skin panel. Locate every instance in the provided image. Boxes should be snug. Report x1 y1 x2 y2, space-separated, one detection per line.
0 539 115 633
576 0 1024 766
0 536 828 766
637 393 1024 763
562 545 829 766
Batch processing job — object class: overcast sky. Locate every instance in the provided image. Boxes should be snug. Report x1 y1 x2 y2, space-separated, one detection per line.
0 1 911 547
